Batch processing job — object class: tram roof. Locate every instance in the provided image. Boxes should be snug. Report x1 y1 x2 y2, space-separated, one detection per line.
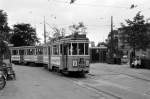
90 46 107 49
49 34 89 43
10 45 43 49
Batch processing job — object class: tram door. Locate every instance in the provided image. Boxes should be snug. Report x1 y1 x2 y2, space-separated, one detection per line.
48 46 51 70
62 44 68 69
19 49 24 63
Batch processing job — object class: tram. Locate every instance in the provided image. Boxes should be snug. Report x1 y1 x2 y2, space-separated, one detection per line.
10 34 90 74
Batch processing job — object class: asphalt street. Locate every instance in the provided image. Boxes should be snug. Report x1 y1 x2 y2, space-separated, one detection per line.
0 64 115 99
1 63 150 99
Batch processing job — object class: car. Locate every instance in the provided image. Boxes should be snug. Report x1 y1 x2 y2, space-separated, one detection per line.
121 55 128 64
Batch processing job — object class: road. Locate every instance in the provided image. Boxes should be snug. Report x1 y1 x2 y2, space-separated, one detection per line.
1 63 150 99
0 64 115 99
88 63 150 99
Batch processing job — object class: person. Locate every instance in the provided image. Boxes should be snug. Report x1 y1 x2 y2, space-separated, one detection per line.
131 57 136 68
135 56 141 68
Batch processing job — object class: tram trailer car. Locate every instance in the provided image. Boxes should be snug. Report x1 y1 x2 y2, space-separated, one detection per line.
11 46 44 65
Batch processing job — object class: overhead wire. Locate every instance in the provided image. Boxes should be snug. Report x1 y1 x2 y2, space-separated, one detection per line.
50 0 129 9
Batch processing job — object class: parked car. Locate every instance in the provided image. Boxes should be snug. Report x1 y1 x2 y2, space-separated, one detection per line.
121 55 128 64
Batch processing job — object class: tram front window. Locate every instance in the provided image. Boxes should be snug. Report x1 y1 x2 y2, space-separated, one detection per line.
85 43 88 55
79 43 84 55
72 43 77 55
68 43 89 55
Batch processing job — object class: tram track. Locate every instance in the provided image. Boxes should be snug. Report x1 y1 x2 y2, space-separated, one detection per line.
57 73 122 99
100 68 150 82
43 67 150 99
43 69 121 99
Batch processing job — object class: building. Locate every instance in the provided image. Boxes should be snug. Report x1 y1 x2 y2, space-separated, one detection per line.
90 46 107 63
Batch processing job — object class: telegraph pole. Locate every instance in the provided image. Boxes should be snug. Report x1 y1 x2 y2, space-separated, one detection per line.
111 16 113 34
108 16 115 64
44 16 46 44
110 16 114 57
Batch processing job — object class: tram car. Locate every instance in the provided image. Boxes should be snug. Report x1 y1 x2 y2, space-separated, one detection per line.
10 34 90 74
11 46 43 65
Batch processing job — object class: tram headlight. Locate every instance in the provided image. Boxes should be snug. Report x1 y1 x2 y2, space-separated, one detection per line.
85 60 89 67
73 60 78 67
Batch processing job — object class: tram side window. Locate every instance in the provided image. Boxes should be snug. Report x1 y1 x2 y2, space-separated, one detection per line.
27 49 34 55
79 43 84 55
72 43 77 55
19 50 24 55
43 48 48 55
68 43 71 55
27 49 29 55
12 50 18 55
37 48 43 55
85 43 89 55
60 44 63 54
31 49 35 55
53 45 59 55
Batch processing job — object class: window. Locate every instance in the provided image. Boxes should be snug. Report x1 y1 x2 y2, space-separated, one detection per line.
27 49 35 55
72 43 77 55
43 48 48 55
27 49 30 55
12 50 18 55
60 44 63 54
59 43 89 55
19 50 24 55
79 43 84 55
53 45 59 55
85 43 89 55
38 48 43 55
68 43 71 55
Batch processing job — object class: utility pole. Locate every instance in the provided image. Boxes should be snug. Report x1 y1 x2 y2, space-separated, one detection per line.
111 16 113 34
44 16 46 44
110 16 114 57
108 16 115 64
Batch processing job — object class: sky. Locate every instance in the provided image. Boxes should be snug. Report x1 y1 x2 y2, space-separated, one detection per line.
1 0 150 45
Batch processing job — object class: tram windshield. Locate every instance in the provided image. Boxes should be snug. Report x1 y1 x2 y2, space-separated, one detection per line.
68 43 89 55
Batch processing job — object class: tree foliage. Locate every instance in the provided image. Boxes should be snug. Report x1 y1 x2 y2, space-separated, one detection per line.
121 11 150 50
10 23 39 46
0 10 11 42
97 42 107 47
0 36 10 64
69 22 87 35
52 27 66 38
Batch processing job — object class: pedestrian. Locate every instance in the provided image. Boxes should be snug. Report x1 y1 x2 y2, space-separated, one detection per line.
135 56 141 68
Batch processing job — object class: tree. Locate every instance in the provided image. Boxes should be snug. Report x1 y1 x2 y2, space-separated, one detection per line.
0 10 11 42
121 12 150 51
10 23 39 46
69 22 87 35
0 36 9 64
70 0 76 4
52 27 66 38
97 42 107 47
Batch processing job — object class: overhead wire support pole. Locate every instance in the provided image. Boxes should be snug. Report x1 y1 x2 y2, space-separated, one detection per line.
110 16 114 56
44 16 46 44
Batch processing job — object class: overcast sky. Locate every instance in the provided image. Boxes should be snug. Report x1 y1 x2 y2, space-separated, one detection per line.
1 0 150 44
